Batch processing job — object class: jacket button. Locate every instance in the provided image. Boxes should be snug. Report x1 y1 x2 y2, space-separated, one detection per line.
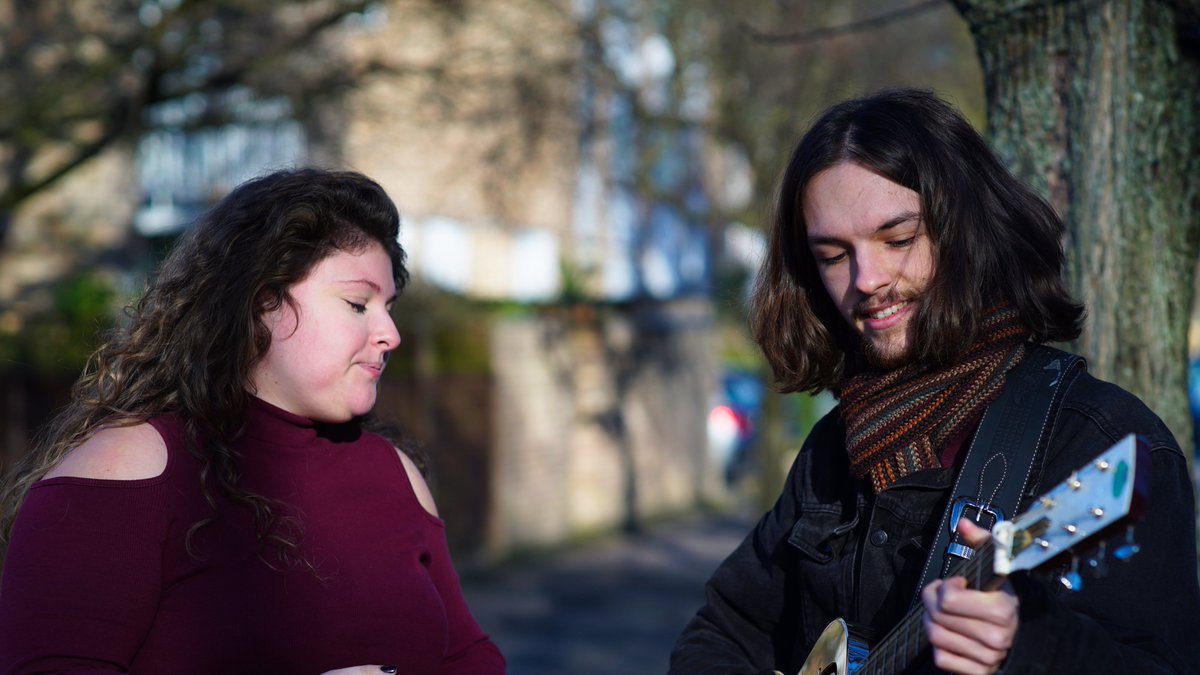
870 529 889 546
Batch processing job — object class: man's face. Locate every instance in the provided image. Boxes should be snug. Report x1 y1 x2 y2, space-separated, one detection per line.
803 162 934 368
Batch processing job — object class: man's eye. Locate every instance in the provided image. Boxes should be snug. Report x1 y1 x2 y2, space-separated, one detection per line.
889 236 916 248
816 251 846 265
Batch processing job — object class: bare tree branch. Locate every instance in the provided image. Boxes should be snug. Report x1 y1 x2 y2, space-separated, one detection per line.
739 0 946 44
0 0 377 218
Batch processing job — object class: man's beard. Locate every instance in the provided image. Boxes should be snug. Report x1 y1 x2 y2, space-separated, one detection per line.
863 336 916 370
855 293 921 370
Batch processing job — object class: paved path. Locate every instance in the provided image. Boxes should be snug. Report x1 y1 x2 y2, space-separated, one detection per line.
460 511 754 675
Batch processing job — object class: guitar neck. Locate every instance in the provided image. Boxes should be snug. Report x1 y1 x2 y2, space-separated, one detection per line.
815 435 1145 675
858 540 999 675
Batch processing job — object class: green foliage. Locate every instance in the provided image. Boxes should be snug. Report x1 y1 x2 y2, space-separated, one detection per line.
0 272 117 375
557 257 596 306
429 317 492 375
385 283 493 378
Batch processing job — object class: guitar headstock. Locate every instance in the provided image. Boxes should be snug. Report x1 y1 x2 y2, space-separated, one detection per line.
993 434 1149 576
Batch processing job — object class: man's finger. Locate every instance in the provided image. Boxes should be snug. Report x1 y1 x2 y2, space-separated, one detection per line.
956 517 992 547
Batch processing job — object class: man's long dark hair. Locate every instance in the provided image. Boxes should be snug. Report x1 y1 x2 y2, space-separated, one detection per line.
751 88 1084 393
0 167 409 567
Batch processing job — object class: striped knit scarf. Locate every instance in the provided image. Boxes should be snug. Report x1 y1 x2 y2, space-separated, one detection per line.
838 306 1030 492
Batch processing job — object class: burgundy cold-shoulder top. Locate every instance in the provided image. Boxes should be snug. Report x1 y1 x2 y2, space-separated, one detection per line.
0 398 504 674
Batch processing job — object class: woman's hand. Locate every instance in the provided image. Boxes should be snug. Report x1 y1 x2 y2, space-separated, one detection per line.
921 518 1019 675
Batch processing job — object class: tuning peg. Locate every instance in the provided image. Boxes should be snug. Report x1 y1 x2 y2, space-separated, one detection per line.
1114 525 1141 561
1086 541 1109 577
1060 555 1083 591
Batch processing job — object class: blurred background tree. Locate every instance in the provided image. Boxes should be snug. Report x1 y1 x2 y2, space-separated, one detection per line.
954 0 1200 466
0 0 385 237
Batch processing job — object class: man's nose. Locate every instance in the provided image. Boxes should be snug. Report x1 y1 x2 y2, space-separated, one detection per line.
852 250 893 296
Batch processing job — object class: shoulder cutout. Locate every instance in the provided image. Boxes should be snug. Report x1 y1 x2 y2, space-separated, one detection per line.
44 423 169 481
395 448 439 517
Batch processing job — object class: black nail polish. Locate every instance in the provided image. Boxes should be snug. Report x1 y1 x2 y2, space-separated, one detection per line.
380 667 398 674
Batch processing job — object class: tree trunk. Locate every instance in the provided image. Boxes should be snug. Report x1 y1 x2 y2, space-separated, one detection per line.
953 0 1200 461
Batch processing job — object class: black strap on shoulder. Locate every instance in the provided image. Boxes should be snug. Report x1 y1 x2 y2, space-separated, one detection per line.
911 344 1084 607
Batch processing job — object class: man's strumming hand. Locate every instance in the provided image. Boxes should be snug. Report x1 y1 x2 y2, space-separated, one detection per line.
920 518 1018 675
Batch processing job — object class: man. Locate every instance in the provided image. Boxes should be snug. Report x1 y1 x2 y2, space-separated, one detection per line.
670 89 1200 674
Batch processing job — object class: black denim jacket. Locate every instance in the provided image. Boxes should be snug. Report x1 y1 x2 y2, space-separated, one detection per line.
670 367 1200 675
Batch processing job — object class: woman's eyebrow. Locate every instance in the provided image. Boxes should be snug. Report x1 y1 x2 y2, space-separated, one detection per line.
336 278 381 291
336 278 397 303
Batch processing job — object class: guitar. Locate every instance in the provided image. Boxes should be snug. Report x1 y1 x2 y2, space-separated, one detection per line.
796 433 1150 675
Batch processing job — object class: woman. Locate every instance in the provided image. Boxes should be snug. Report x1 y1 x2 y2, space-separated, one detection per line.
0 168 505 674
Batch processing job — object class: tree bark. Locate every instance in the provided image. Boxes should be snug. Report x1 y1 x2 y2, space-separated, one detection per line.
953 0 1200 460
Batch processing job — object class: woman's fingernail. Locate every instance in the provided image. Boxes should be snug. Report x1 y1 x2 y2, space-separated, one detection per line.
380 667 398 674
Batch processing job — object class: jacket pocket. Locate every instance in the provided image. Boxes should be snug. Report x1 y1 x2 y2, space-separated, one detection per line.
788 504 858 563
784 504 861 667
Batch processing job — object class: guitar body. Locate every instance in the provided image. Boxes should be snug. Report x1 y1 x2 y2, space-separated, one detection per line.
798 619 871 675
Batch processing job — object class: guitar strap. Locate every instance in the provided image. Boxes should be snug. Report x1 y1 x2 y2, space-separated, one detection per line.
911 344 1084 608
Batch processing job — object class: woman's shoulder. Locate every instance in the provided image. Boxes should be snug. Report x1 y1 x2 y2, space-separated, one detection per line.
43 422 169 481
358 428 439 518
394 446 439 518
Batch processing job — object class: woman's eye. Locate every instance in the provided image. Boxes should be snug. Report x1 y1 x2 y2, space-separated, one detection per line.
889 236 916 248
816 251 846 265
346 301 367 314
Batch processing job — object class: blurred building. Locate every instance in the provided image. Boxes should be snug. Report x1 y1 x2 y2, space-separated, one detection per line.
340 2 726 559
0 0 736 560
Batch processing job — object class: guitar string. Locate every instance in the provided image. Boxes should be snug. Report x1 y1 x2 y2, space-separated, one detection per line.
858 445 1135 673
863 539 995 674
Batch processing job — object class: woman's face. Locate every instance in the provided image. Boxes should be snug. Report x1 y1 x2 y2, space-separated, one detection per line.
251 241 400 422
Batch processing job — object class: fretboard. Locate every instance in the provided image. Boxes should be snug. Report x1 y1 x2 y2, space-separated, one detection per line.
857 538 998 675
